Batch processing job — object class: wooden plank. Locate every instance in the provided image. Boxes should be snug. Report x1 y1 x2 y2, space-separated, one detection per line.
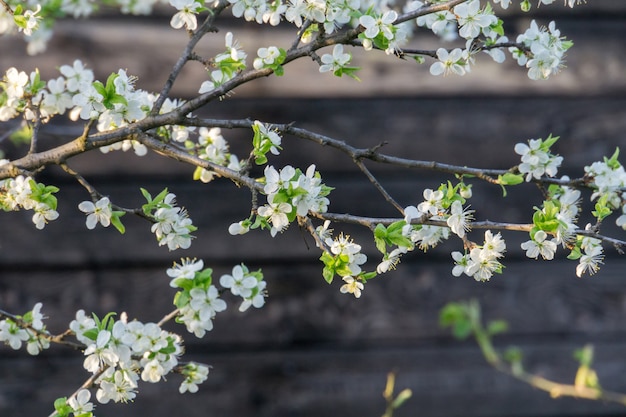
3 259 626 347
1 16 625 98
3 341 626 417
20 95 626 177
0 169 618 266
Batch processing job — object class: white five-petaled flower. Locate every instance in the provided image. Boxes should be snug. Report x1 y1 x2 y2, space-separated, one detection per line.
167 258 204 288
446 200 474 238
253 46 281 70
257 197 292 236
83 330 119 373
340 276 364 298
32 202 59 230
78 197 113 229
0 320 29 350
520 230 557 260
319 44 351 74
454 0 496 40
418 188 444 216
263 165 295 194
4 67 29 100
169 0 202 30
451 251 470 277
20 5 42 36
359 10 397 41
179 363 210 394
239 279 267 312
430 48 466 76
59 60 94 93
189 286 227 321
576 236 604 278
220 265 258 298
67 389 94 415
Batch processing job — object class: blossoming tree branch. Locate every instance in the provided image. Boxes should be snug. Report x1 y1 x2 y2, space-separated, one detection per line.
1 0 624 415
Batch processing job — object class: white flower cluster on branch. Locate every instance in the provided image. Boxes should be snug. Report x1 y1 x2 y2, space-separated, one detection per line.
0 0 623 414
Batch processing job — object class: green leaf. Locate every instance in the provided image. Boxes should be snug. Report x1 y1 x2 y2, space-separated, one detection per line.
361 271 377 280
374 224 388 253
9 124 33 146
604 147 621 170
451 320 472 340
567 246 582 260
140 187 153 203
498 173 524 186
173 290 191 308
13 15 27 29
490 19 504 36
53 397 71 417
82 328 99 341
540 133 559 151
486 319 508 336
334 66 361 81
322 266 334 284
573 344 594 367
92 80 106 97
110 212 126 234
439 302 473 339
504 346 523 363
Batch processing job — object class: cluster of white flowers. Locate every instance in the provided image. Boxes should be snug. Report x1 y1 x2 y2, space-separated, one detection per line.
150 192 196 250
0 302 49 355
0 170 59 229
199 32 247 93
412 188 473 241
245 164 330 236
326 232 368 298
168 259 266 337
168 258 228 337
412 2 457 41
514 137 563 181
519 182 582 266
227 0 356 33
359 10 399 53
373 185 474 276
220 264 267 312
553 184 580 237
410 1 573 80
585 157 626 208
192 127 244 183
178 284 227 337
451 230 506 281
70 310 188 404
575 234 604 277
511 20 571 80
0 0 171 54
179 362 210 393
1 63 152 159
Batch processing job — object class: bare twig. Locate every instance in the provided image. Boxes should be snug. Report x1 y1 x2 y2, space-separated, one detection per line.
0 308 85 350
0 0 13 15
150 2 227 116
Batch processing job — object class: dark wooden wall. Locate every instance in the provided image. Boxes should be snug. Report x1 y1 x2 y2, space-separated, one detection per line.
2 2 626 416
